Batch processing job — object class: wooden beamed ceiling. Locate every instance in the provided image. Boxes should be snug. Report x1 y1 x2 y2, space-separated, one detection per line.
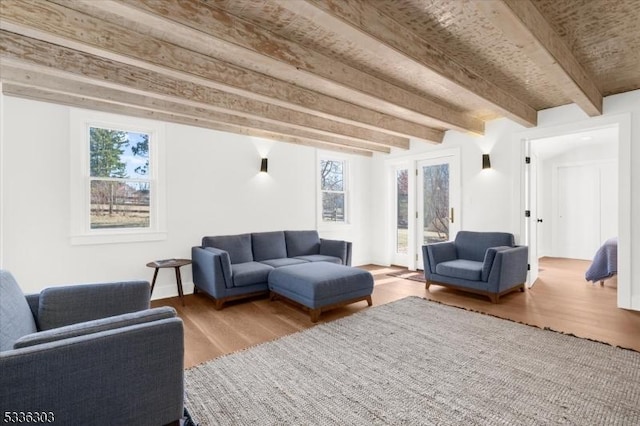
1 0 638 156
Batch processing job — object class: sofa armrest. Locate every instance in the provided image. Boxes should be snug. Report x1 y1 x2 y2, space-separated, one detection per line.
36 281 151 331
423 242 457 275
320 239 352 265
487 245 529 292
14 307 177 349
0 318 184 426
192 246 233 297
481 246 512 281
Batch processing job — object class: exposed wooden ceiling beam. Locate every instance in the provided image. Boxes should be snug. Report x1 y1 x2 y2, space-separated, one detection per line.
100 0 483 135
1 0 443 143
0 64 390 154
2 83 373 156
475 0 602 116
0 30 408 150
294 0 537 128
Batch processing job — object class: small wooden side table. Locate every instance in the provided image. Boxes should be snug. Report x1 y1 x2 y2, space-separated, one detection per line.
146 258 192 306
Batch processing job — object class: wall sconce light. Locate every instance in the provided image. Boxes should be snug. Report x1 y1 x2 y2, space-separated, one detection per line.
482 154 491 169
260 158 268 173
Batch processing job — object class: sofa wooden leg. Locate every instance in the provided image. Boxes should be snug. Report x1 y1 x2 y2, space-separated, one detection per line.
425 281 431 290
213 298 225 310
488 294 499 303
519 285 525 292
310 308 321 323
366 295 373 306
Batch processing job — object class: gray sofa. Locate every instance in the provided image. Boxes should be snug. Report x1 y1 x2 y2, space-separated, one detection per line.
422 231 528 303
192 230 352 309
0 270 184 426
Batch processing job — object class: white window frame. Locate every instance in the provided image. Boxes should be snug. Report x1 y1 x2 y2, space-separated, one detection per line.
70 109 166 245
317 152 351 228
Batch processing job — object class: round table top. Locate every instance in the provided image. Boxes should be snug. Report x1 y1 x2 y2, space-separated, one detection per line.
146 258 192 268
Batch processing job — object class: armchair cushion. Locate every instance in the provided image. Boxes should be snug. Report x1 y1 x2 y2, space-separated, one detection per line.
14 307 177 349
0 270 37 352
37 281 150 331
436 260 483 281
203 233 253 264
252 231 287 261
285 230 321 257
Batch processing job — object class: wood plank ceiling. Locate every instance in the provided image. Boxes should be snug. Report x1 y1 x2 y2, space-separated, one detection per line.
1 0 638 156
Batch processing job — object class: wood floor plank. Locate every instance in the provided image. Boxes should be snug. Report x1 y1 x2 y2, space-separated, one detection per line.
153 258 640 368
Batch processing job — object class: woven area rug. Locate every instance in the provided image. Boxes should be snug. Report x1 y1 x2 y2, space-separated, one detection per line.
184 297 640 425
387 269 425 283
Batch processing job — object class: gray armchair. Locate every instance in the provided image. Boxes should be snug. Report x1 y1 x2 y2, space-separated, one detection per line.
422 231 528 303
0 270 184 426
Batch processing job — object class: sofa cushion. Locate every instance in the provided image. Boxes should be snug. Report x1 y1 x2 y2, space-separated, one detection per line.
436 260 483 281
231 262 274 287
482 246 512 281
294 255 342 264
252 231 287 261
259 258 308 268
285 230 320 257
203 234 253 264
455 231 515 262
0 270 38 352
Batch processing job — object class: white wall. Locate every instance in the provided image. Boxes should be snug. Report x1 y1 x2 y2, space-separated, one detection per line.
0 96 372 297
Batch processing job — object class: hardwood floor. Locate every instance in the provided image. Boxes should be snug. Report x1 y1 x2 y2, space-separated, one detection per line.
152 257 640 368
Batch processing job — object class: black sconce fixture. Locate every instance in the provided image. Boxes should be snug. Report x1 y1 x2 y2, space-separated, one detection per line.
482 154 491 169
260 158 268 173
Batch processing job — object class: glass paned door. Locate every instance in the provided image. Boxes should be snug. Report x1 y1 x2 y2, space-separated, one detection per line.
396 169 409 255
417 157 460 267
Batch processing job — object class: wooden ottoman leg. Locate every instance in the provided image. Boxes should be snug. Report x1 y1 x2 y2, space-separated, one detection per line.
366 295 373 306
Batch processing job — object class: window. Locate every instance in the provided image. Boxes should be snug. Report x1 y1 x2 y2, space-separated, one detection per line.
89 127 150 229
320 158 348 223
71 110 166 244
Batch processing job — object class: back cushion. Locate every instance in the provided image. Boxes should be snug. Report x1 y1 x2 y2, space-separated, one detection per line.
0 270 38 352
202 234 253 264
252 231 287 261
455 231 515 262
285 230 320 257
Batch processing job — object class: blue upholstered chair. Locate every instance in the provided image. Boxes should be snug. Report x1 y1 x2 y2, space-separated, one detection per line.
0 270 184 426
422 231 528 303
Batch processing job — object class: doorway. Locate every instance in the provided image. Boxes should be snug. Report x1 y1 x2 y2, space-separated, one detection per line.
388 149 461 270
520 119 630 309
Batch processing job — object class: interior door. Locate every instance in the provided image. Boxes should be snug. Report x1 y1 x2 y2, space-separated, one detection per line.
527 150 539 286
556 165 599 259
416 156 460 268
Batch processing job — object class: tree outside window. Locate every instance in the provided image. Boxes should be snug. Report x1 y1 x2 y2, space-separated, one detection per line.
320 159 347 223
89 127 151 229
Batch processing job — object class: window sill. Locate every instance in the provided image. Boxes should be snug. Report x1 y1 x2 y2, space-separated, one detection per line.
318 221 353 232
70 231 167 246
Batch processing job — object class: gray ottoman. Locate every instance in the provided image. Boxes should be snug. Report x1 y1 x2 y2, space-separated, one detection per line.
268 262 374 322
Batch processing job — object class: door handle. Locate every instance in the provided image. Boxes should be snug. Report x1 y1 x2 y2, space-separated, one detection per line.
450 208 454 224
537 218 543 223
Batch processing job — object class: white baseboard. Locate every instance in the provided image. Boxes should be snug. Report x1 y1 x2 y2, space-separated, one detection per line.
151 280 195 301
